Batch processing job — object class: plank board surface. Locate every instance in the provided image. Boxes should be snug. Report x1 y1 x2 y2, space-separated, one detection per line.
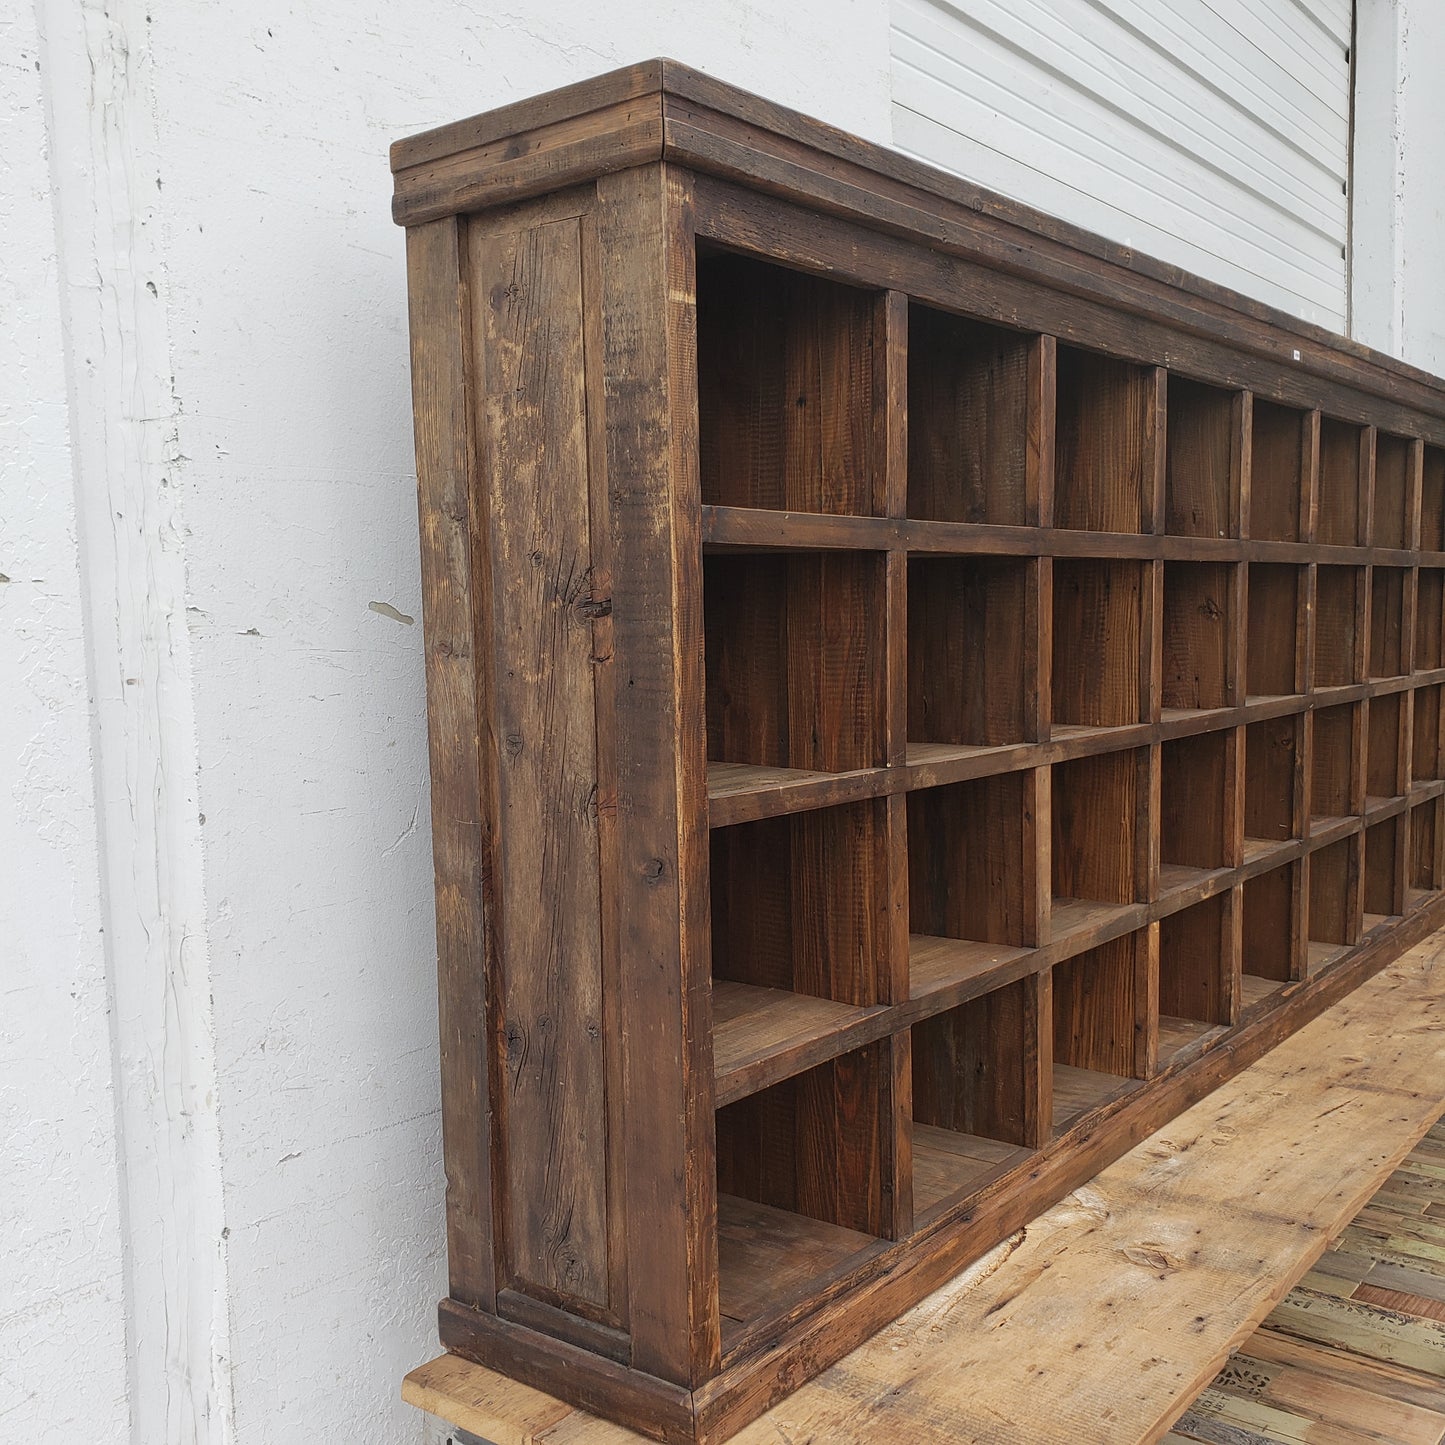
403 928 1445 1444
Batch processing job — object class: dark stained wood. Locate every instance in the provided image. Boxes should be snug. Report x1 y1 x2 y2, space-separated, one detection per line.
912 974 1046 1150
1165 376 1237 539
1161 731 1230 870
1242 863 1305 984
406 218 496 1311
1055 346 1154 533
907 557 1032 746
1316 565 1365 687
1311 702 1364 822
907 306 1032 525
396 67 1445 1445
469 209 613 1314
593 163 719 1385
1250 400 1308 542
1309 836 1363 953
697 252 878 515
1160 892 1233 1030
1162 561 1235 710
1051 558 1147 727
1245 563 1303 696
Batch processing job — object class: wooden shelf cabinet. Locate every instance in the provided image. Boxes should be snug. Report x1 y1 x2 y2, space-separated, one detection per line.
394 60 1445 1444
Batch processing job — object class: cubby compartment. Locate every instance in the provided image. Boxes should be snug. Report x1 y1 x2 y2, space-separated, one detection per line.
704 552 886 782
1374 431 1414 550
1417 570 1443 670
1159 896 1234 1065
911 976 1043 1217
1414 685 1442 782
1162 562 1235 711
1310 703 1361 827
1409 798 1442 900
1055 347 1156 533
1368 567 1408 678
1309 836 1362 971
908 557 1034 750
1366 692 1406 803
709 802 893 1013
1423 447 1445 552
1249 399 1308 542
1246 563 1302 697
1315 565 1362 687
1160 731 1232 893
697 252 880 515
1317 417 1366 547
1051 558 1146 729
1244 716 1301 849
1241 864 1301 992
1165 376 1236 537
1052 929 1152 1126
908 305 1033 525
907 773 1037 1001
1050 750 1146 933
1364 818 1402 924
716 1039 901 1336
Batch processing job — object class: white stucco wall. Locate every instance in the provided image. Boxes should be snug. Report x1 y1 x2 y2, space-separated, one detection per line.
6 5 892 1443
1352 0 1445 373
0 4 131 1439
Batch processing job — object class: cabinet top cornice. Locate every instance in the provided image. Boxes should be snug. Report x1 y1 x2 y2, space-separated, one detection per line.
390 57 1445 420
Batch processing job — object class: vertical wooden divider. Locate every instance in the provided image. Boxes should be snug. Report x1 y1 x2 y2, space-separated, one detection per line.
1030 334 1057 1143
406 217 497 1314
594 164 720 1386
880 290 912 1238
1232 389 1252 540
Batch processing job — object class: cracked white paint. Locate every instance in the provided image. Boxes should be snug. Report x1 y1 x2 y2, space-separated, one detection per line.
1351 0 1445 371
35 0 235 1440
0 3 130 1439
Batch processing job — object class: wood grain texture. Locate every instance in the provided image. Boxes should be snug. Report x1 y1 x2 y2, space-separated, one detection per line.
397 65 1445 1442
406 218 496 1309
409 931 1445 1445
471 211 612 1313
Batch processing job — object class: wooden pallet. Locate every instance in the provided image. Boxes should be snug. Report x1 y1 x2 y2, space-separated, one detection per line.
394 59 1445 1440
403 928 1445 1444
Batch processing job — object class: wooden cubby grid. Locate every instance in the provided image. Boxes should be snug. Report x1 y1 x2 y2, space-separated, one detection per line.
397 64 1445 1443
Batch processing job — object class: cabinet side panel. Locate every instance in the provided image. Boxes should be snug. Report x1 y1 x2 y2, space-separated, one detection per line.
470 215 613 1314
406 218 495 1310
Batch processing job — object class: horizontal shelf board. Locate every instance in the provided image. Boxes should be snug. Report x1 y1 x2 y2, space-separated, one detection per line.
1307 814 1361 848
908 935 1035 1007
1158 1016 1229 1069
717 1193 880 1343
702 505 896 552
1242 835 1296 867
1052 1063 1137 1135
1364 794 1408 823
711 982 885 1108
1410 779 1445 803
905 740 1034 773
1307 939 1352 976
1363 912 1397 936
1157 863 1233 913
703 512 1445 568
707 760 891 826
1050 897 1146 955
1240 974 1289 1011
913 1124 1032 1222
1407 886 1435 914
